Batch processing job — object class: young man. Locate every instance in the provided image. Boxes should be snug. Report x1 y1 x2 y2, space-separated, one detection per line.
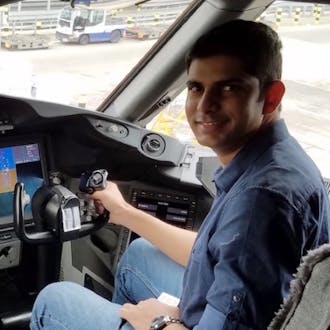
30 20 330 329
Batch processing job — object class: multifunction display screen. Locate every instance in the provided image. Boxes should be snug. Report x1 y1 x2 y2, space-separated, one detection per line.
131 189 196 229
136 197 189 223
0 143 45 225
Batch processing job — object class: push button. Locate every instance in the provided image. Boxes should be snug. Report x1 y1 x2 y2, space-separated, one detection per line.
0 233 12 241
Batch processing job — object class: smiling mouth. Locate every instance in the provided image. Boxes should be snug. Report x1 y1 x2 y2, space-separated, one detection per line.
198 121 219 126
194 118 229 132
195 120 224 126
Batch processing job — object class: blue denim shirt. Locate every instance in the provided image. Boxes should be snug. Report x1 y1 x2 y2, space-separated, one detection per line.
179 120 330 329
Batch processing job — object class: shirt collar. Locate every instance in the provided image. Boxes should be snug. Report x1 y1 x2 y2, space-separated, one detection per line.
214 119 290 194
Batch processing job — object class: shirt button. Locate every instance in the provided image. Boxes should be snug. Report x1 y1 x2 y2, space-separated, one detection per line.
233 295 241 303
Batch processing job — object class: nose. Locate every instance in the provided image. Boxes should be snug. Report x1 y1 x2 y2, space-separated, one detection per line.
197 90 218 113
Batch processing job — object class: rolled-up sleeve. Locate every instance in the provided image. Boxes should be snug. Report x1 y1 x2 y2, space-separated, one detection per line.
194 294 255 330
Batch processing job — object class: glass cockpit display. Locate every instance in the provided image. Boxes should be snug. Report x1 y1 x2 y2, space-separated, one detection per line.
131 189 196 229
0 143 45 226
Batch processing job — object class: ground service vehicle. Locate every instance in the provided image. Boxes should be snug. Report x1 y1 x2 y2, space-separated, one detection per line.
56 5 126 44
0 0 329 329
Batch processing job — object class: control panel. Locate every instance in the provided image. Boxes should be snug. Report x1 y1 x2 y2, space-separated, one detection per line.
108 187 199 269
0 231 21 269
73 185 199 271
131 189 197 230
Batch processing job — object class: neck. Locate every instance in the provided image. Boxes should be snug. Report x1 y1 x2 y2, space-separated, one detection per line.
217 149 241 166
216 116 281 166
262 111 280 126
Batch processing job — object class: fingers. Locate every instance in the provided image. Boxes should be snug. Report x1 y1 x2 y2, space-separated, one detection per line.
119 298 180 328
119 303 134 319
90 181 117 198
94 199 105 214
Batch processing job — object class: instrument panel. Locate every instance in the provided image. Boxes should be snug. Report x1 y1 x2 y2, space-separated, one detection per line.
0 136 48 229
0 96 215 274
0 90 216 326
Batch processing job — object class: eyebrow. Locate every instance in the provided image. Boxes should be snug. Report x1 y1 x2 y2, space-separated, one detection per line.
186 78 246 87
186 80 201 87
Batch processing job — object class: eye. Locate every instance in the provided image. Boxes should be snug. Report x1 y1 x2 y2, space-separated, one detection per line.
222 84 237 92
221 83 242 93
223 85 232 91
189 86 199 93
187 83 202 94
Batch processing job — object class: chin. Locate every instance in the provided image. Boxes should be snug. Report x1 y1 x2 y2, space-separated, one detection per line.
195 134 222 146
197 139 221 150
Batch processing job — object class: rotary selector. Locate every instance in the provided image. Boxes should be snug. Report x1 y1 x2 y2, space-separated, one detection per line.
141 133 166 157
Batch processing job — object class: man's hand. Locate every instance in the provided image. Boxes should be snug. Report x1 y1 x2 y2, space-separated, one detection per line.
90 181 132 225
119 298 179 330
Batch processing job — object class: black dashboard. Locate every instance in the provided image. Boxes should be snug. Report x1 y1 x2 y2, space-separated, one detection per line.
0 92 217 329
0 94 215 270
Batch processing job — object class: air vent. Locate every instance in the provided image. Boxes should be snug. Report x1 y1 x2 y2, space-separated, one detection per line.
141 133 166 157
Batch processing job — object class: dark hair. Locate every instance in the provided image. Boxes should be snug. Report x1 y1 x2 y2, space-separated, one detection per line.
186 19 282 90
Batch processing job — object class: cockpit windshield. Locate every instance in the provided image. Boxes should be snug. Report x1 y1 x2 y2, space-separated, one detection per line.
0 0 193 108
0 0 329 178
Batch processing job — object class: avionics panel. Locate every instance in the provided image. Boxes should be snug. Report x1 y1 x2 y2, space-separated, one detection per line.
110 187 198 270
0 136 47 228
131 189 197 229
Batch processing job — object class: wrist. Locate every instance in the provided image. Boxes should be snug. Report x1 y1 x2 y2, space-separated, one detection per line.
164 323 184 329
110 202 134 225
150 315 182 330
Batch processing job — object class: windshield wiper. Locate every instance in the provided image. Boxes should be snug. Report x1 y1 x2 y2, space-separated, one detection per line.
135 0 152 5
68 0 153 9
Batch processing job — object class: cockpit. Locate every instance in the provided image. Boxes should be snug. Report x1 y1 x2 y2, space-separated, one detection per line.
0 0 329 329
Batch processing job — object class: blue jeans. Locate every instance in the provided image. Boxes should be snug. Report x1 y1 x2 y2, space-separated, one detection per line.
30 238 185 330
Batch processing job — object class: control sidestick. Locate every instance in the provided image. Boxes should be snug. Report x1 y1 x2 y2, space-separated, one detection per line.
79 169 108 194
80 169 110 219
13 169 109 244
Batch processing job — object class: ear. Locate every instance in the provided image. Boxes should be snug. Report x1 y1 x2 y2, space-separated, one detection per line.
262 81 285 114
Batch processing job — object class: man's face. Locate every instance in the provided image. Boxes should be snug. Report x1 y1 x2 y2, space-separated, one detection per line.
185 55 265 157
